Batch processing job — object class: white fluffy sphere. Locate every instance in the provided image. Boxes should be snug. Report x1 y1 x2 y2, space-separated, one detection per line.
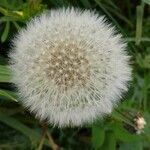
9 8 131 127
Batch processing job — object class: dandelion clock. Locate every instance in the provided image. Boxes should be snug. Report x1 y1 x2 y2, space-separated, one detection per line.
9 8 132 127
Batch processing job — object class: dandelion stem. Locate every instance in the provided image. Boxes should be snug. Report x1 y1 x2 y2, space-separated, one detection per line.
37 126 46 150
46 130 60 150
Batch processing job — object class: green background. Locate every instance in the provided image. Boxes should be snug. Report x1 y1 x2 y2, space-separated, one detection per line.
0 0 150 149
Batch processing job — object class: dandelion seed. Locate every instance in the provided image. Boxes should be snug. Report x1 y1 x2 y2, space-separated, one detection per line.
59 69 63 73
50 70 54 74
55 62 59 66
58 56 62 59
64 61 68 65
68 67 72 71
9 8 132 127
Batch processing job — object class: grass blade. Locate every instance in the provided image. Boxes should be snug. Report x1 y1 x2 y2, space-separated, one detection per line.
135 5 144 45
92 123 105 149
142 0 150 5
0 89 18 102
1 21 10 42
0 112 52 148
0 65 11 82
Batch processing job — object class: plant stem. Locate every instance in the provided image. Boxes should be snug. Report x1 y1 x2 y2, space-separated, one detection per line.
46 130 60 150
37 127 46 150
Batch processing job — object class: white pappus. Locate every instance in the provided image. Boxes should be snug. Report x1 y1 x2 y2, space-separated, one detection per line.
9 8 132 127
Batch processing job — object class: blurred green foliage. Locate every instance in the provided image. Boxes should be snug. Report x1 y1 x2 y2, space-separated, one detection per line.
0 0 150 149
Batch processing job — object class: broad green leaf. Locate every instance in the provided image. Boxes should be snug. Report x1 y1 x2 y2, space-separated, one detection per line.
101 131 116 150
92 123 105 149
1 21 10 42
119 142 143 150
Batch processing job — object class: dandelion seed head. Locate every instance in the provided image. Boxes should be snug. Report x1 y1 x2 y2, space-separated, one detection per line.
37 41 91 89
9 8 132 127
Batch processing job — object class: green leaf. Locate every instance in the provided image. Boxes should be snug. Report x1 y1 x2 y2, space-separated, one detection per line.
113 123 141 142
46 0 64 6
80 0 91 8
12 21 21 30
0 113 39 140
101 131 116 150
142 0 150 5
135 5 144 45
0 89 18 102
119 142 143 150
0 6 7 15
0 65 11 82
94 0 124 34
1 21 10 42
0 112 51 148
92 123 105 149
103 4 133 28
144 112 150 140
0 107 22 116
143 55 150 68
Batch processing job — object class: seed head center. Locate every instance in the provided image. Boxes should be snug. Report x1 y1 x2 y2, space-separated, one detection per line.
39 43 90 89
